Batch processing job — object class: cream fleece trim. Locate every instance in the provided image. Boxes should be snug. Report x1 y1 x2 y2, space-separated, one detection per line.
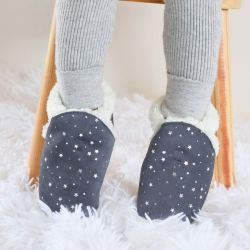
149 96 220 155
42 82 115 138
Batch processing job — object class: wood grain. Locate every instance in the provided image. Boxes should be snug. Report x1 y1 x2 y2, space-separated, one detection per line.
28 11 56 184
212 10 235 187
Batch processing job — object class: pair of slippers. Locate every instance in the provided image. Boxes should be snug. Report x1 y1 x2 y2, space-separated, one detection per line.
39 83 219 222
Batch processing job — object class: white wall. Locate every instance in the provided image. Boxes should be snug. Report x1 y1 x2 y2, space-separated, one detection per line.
0 0 249 119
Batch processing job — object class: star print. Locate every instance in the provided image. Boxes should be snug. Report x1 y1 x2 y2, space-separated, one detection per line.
58 197 62 201
179 193 184 198
151 149 155 154
78 169 82 173
192 162 196 166
87 152 92 156
145 201 149 206
94 149 99 154
79 133 83 137
189 204 193 208
170 208 175 213
168 131 173 135
62 132 66 136
187 127 191 131
74 145 79 149
49 134 52 138
149 165 153 170
192 187 196 192
162 151 166 154
207 167 210 171
63 184 67 188
172 172 177 177
199 195 203 199
90 141 94 145
149 182 153 187
74 193 78 197
161 157 166 162
93 173 98 179
184 161 189 166
48 182 52 187
59 153 63 158
44 157 47 162
187 145 192 150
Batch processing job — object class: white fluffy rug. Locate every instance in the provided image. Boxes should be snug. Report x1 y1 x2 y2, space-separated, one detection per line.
0 71 250 250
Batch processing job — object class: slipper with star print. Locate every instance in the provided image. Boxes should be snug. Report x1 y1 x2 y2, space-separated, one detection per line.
39 83 115 215
137 97 219 222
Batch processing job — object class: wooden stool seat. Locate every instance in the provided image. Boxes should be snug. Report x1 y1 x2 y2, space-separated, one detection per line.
28 0 241 187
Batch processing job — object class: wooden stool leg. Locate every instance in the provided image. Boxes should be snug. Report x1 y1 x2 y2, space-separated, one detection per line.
213 10 235 187
28 13 57 183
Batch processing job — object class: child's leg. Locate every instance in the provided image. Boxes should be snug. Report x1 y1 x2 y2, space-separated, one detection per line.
39 0 117 214
162 0 222 120
137 0 222 221
56 0 117 109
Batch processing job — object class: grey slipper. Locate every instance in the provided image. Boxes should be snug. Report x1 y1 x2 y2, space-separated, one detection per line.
137 97 219 222
39 83 115 214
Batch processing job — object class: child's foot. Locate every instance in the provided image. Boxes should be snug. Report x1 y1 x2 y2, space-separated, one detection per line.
137 97 219 222
39 83 115 214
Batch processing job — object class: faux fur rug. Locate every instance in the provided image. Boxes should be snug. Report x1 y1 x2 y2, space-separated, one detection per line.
0 71 250 250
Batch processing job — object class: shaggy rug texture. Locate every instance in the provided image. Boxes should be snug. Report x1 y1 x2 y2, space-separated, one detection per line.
0 71 250 250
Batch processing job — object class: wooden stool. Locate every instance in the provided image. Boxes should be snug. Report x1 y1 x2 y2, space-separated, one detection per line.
28 0 241 187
